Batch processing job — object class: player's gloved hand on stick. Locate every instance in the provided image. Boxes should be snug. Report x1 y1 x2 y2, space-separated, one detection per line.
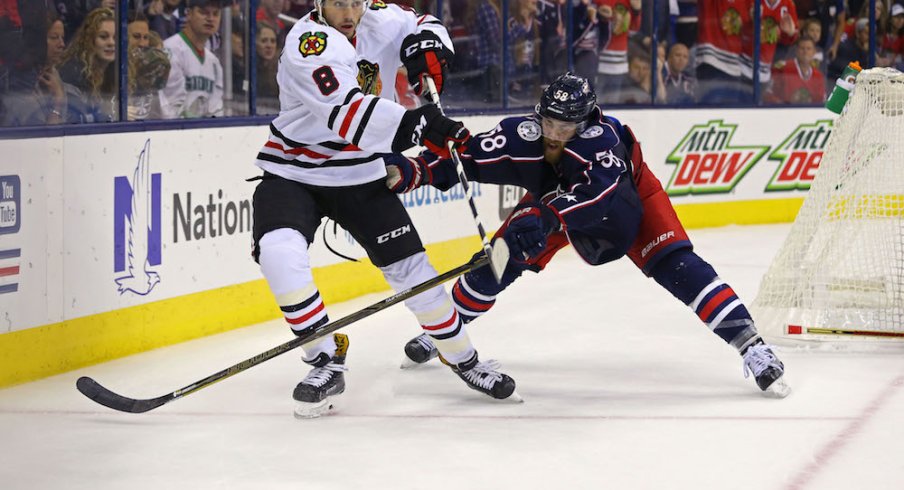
392 104 470 157
504 203 560 261
400 31 453 96
385 154 431 193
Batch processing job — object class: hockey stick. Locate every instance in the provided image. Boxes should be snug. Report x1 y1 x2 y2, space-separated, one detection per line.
789 325 904 338
423 77 510 283
76 254 489 414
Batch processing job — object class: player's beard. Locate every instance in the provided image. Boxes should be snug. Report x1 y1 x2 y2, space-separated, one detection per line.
543 138 565 165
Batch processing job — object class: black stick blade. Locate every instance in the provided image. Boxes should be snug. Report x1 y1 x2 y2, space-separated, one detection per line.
76 376 169 413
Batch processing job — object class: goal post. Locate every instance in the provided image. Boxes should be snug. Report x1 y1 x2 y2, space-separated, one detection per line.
752 68 904 347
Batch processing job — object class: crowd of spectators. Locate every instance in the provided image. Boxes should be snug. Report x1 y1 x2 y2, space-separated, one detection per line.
440 0 904 107
2 0 903 127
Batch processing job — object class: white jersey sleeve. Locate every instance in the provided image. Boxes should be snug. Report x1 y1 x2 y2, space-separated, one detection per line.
370 3 455 57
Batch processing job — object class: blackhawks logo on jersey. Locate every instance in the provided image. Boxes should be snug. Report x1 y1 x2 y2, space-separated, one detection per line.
720 8 743 36
299 31 327 57
356 60 382 95
761 16 780 45
370 0 388 9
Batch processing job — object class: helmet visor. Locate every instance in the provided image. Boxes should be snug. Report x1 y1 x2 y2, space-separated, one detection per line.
320 0 368 15
540 116 579 142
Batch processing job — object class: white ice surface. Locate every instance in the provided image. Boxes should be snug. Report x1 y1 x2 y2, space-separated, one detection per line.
1 224 903 490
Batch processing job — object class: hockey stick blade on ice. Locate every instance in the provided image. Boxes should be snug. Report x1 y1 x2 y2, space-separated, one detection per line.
76 254 490 414
423 77 509 283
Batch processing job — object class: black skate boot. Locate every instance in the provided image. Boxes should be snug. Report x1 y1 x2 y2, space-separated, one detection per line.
401 333 438 368
742 339 791 398
293 333 349 418
446 353 522 401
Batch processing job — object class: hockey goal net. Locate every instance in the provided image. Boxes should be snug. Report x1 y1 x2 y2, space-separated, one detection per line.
752 68 904 347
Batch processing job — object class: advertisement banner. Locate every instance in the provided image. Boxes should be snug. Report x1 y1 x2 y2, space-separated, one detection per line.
0 107 836 335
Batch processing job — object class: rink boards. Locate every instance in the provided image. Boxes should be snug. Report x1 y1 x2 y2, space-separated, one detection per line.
0 107 828 386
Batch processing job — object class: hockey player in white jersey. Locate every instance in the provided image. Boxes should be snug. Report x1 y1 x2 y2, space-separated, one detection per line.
157 0 224 119
251 0 520 418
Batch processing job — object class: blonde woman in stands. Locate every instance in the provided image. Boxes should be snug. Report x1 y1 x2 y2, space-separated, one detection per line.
58 7 118 123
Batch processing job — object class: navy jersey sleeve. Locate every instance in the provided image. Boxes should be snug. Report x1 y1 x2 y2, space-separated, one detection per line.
419 116 549 192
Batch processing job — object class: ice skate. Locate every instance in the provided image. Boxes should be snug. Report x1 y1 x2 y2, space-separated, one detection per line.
447 354 522 402
742 339 791 398
400 333 438 368
293 334 349 419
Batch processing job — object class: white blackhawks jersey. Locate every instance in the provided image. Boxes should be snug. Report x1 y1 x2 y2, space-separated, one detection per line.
158 32 224 119
254 3 453 187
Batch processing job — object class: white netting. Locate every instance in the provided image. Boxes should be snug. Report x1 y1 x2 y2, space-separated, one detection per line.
752 68 904 347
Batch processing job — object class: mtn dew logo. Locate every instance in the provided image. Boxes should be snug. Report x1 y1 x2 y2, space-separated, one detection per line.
665 120 770 196
764 120 833 192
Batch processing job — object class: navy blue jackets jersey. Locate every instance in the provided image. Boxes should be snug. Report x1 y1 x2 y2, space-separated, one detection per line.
423 107 643 265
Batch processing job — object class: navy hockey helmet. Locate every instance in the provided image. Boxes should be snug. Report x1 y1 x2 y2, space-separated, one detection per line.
536 73 597 124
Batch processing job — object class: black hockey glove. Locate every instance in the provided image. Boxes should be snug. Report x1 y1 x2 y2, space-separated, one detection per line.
392 103 470 156
503 202 561 261
400 31 453 96
385 154 432 193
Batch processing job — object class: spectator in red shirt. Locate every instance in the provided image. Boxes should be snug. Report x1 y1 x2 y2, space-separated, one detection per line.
767 37 826 104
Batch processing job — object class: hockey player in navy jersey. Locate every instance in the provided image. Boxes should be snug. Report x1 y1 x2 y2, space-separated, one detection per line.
251 0 519 418
386 73 790 398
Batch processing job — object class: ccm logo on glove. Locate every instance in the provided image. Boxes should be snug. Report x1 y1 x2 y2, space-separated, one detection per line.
411 115 427 146
403 38 443 58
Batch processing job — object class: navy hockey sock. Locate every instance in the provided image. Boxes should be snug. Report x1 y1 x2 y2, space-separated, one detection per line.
452 251 527 323
650 250 758 351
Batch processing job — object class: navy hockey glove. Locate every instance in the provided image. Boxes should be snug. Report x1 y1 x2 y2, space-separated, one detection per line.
385 154 431 193
400 31 453 96
504 203 561 261
392 104 470 157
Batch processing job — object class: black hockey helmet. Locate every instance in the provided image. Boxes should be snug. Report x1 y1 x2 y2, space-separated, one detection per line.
536 72 597 125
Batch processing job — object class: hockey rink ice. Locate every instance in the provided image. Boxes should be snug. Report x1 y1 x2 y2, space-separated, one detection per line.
1 223 903 490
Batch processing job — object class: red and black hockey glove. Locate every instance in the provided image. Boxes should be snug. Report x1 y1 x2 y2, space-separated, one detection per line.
385 154 431 193
400 31 453 96
503 202 561 261
392 104 470 157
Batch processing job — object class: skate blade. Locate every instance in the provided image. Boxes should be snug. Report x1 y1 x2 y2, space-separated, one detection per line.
400 354 438 369
504 390 525 403
293 398 335 419
400 356 423 369
763 377 791 399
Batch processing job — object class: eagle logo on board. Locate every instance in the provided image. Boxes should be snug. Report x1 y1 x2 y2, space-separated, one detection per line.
517 120 541 141
299 31 327 57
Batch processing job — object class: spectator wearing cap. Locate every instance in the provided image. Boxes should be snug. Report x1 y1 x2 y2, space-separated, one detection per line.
157 0 224 118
